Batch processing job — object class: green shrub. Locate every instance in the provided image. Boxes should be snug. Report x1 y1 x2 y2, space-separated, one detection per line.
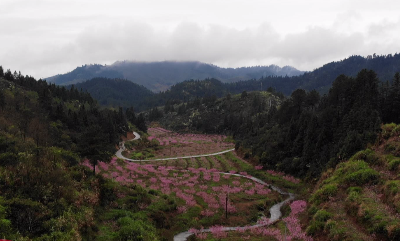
344 168 379 185
383 180 400 196
350 149 380 165
392 125 400 137
306 221 325 235
308 205 318 216
368 218 388 234
314 209 332 222
325 220 337 230
346 189 361 203
381 123 398 139
384 142 400 156
311 184 338 204
0 197 12 237
326 221 347 241
347 186 362 194
388 158 400 171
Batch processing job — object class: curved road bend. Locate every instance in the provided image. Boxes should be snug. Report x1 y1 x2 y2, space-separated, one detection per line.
115 131 295 241
116 132 235 161
173 173 294 241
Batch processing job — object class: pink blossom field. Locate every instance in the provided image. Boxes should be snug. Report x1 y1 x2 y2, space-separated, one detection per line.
81 128 307 240
145 127 234 158
82 157 280 228
188 200 311 241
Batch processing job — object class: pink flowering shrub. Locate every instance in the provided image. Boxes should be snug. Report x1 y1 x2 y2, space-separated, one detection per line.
201 209 215 217
210 225 227 239
177 206 187 213
282 200 313 241
82 148 281 237
266 170 300 184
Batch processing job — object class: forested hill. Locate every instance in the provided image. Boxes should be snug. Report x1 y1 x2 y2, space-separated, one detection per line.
72 77 154 109
230 53 400 95
45 61 304 92
152 69 400 179
0 66 152 240
146 90 283 134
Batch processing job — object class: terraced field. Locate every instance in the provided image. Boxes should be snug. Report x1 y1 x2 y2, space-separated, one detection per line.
82 128 308 240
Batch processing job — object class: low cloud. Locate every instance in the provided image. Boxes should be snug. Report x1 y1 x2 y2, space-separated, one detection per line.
2 19 400 78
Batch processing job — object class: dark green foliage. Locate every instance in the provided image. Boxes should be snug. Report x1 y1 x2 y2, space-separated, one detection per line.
154 70 392 178
5 198 50 237
0 68 151 240
248 69 383 177
0 90 5 111
136 113 147 133
388 158 400 171
306 220 325 235
72 77 154 110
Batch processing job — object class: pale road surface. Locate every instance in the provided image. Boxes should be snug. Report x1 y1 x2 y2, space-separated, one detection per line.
116 132 295 241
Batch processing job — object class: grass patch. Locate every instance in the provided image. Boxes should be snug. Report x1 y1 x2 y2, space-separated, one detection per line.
383 180 400 212
344 187 400 238
381 123 400 139
310 184 338 205
349 148 382 165
323 160 380 186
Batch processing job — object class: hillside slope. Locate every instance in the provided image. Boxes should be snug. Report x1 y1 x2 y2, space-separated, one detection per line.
306 123 400 240
145 90 283 135
72 77 154 109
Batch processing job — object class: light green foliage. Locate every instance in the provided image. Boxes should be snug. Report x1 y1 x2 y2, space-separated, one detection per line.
314 209 332 222
388 157 400 171
384 141 400 156
381 123 400 139
99 211 159 241
0 197 12 237
306 209 333 235
310 184 338 205
349 149 381 165
383 180 400 212
384 180 400 196
344 168 379 185
324 160 379 186
344 186 400 238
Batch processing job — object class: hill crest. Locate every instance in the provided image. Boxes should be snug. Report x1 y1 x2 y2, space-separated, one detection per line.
45 61 304 92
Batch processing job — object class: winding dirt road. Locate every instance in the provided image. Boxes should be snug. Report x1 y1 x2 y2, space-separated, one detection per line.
116 131 295 241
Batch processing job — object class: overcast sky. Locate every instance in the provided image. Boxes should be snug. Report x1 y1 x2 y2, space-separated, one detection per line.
1 0 400 79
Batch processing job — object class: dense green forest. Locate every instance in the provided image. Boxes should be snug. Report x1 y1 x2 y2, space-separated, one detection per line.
153 69 400 179
2 61 400 240
71 77 154 109
0 66 156 240
71 54 400 112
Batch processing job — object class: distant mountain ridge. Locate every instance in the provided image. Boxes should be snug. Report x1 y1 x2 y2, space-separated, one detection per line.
45 61 304 92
